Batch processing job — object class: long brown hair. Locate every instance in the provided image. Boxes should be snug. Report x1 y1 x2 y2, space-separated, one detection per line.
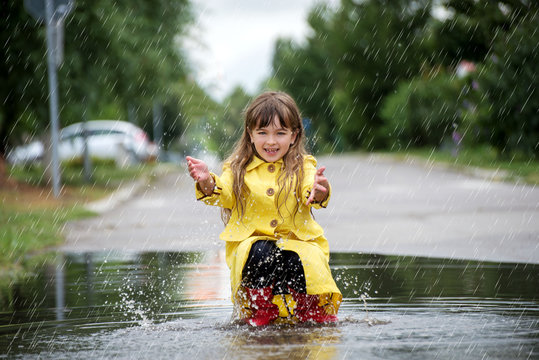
221 91 307 224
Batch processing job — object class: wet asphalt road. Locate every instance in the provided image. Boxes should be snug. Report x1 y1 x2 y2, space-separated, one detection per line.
62 153 539 264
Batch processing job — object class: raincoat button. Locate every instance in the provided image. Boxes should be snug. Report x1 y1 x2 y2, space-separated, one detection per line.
266 187 275 196
268 164 275 173
270 219 278 227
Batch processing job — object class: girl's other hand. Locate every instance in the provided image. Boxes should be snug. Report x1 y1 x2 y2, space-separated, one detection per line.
306 166 329 205
186 156 210 182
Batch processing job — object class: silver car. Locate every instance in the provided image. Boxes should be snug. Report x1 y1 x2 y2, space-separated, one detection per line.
8 120 157 165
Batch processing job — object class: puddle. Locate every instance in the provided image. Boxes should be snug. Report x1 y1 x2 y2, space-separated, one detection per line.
1 251 537 359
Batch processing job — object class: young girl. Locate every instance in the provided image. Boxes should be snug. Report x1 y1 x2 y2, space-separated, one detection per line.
186 91 341 326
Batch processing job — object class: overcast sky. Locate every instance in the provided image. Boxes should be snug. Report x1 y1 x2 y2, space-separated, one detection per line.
184 0 338 101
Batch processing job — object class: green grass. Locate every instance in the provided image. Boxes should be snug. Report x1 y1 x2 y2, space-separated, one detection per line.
0 206 95 303
0 202 95 309
0 160 156 310
0 206 94 263
388 146 539 184
9 158 150 189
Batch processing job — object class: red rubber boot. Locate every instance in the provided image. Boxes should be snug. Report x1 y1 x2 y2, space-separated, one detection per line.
291 289 338 323
245 287 279 326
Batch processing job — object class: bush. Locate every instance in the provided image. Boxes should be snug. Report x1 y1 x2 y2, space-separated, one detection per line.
475 13 539 158
380 72 469 150
62 157 116 169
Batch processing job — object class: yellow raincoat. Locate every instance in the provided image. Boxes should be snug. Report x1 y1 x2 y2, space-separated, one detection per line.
195 155 342 318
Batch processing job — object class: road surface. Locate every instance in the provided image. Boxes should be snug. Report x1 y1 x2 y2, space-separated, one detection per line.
61 154 539 264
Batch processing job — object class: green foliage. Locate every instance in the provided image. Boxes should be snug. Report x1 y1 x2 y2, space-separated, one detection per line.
269 0 537 160
59 0 193 139
330 0 432 150
0 0 193 156
160 92 186 150
380 72 467 149
430 0 537 66
3 0 537 164
474 13 539 158
210 86 251 158
173 81 223 155
0 1 48 153
430 2 501 65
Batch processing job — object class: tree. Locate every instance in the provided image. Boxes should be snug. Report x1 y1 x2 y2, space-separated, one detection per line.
430 0 537 67
427 1 538 158
329 0 432 150
380 71 467 149
215 86 251 157
0 0 193 181
59 0 192 134
475 12 539 158
0 1 48 157
174 79 223 156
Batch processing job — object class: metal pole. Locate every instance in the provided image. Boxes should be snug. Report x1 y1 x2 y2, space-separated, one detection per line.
82 111 92 183
152 101 163 161
45 0 61 197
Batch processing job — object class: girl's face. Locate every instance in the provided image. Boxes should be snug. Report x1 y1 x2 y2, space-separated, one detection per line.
250 117 297 163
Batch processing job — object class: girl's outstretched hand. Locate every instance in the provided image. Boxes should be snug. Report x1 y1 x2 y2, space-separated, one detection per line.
306 166 329 206
186 156 210 182
186 156 215 196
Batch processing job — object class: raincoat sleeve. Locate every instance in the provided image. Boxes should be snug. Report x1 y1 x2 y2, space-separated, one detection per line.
302 155 331 209
194 162 234 209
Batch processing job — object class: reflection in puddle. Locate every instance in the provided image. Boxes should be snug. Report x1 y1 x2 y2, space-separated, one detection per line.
1 252 537 359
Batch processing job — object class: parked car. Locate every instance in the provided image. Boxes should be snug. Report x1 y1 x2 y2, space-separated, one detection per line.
7 120 158 165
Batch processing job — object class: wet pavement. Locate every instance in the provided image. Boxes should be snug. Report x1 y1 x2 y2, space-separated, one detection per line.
62 153 539 263
317 154 539 263
2 154 538 359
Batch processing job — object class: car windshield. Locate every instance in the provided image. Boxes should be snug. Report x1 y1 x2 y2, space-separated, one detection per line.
89 129 125 136
60 129 126 141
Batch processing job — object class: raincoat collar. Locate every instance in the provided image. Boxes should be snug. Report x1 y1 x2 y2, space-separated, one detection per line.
246 156 283 172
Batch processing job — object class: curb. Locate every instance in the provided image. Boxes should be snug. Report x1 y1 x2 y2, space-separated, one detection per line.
84 178 148 214
84 163 178 215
